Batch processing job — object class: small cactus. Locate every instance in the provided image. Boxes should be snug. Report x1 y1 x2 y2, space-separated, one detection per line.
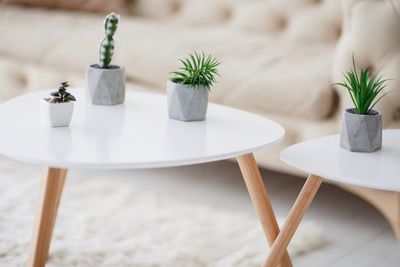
99 12 120 68
46 82 76 103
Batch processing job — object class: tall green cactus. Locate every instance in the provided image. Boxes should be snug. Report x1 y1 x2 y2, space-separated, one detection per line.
99 12 119 68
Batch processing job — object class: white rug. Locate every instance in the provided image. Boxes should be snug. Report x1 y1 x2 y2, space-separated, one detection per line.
0 158 326 267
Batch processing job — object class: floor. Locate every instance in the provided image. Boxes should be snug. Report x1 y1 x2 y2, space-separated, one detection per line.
71 160 400 267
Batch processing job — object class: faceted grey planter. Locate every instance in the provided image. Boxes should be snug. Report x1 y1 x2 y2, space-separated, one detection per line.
167 80 209 121
86 64 125 105
340 108 382 152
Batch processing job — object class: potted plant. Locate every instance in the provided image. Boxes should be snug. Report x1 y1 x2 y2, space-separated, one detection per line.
87 12 125 105
40 82 76 127
168 51 220 121
335 57 390 152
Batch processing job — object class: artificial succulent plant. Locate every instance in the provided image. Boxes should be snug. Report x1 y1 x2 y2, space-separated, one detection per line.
46 82 76 103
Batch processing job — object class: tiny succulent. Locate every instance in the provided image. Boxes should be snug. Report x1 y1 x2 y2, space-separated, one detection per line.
46 82 76 103
99 12 120 68
335 56 390 115
170 51 220 89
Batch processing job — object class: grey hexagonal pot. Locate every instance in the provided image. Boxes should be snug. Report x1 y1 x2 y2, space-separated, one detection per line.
86 64 125 105
340 108 382 152
167 80 209 121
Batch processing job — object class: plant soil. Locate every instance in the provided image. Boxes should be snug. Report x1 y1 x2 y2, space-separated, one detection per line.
44 98 70 104
347 108 379 116
90 64 121 70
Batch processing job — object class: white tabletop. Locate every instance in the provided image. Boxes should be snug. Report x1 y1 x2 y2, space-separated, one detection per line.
0 89 284 169
281 130 400 192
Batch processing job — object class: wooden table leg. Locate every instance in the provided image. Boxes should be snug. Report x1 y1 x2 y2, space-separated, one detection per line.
237 153 293 267
27 168 67 267
263 174 323 267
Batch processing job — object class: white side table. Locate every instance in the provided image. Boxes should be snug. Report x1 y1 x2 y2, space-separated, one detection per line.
0 89 292 267
262 130 400 267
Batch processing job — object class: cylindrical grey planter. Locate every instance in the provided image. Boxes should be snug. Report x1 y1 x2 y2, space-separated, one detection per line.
167 80 209 121
86 64 125 105
340 108 382 152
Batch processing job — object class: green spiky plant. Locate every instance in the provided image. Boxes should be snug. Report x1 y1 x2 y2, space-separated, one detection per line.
46 82 76 103
99 12 119 68
170 52 220 89
335 56 390 115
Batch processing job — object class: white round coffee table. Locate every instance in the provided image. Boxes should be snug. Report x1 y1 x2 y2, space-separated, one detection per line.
262 130 400 267
0 89 292 267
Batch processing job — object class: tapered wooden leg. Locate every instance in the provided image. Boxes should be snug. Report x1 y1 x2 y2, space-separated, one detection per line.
237 153 293 267
27 168 67 267
263 174 323 267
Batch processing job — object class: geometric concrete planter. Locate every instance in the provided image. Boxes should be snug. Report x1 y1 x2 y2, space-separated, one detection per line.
167 80 209 121
40 99 74 127
86 64 125 105
340 108 382 152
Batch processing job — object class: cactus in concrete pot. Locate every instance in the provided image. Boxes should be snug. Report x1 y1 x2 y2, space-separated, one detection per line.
87 12 125 105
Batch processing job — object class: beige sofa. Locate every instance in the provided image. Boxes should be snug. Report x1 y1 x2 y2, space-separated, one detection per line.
0 0 399 174
0 0 400 235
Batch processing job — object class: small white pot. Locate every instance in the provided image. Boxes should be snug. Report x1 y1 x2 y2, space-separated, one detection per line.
40 99 74 127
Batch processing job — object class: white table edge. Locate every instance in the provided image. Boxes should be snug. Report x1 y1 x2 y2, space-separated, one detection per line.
0 88 286 169
280 131 400 192
0 133 284 170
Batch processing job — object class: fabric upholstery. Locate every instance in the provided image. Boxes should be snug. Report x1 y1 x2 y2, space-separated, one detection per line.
0 0 399 174
0 3 342 120
131 0 180 19
333 0 400 126
3 0 128 13
178 0 232 26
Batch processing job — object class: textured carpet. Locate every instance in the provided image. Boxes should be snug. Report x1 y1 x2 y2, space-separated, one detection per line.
0 158 326 267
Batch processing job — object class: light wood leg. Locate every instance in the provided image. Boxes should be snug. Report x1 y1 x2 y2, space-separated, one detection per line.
27 168 67 267
387 193 400 240
263 174 323 267
237 153 293 267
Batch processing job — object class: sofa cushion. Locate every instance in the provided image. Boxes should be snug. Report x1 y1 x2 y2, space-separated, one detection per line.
0 57 84 102
219 45 337 119
178 0 231 26
3 0 128 13
0 5 338 120
131 0 180 19
333 0 400 126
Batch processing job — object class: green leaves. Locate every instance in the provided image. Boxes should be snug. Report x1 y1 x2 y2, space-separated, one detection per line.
48 81 76 103
170 51 220 89
64 93 76 102
335 56 390 115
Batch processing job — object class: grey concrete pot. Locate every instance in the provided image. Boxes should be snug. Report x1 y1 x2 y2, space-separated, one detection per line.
340 108 382 152
86 64 125 105
167 80 209 121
